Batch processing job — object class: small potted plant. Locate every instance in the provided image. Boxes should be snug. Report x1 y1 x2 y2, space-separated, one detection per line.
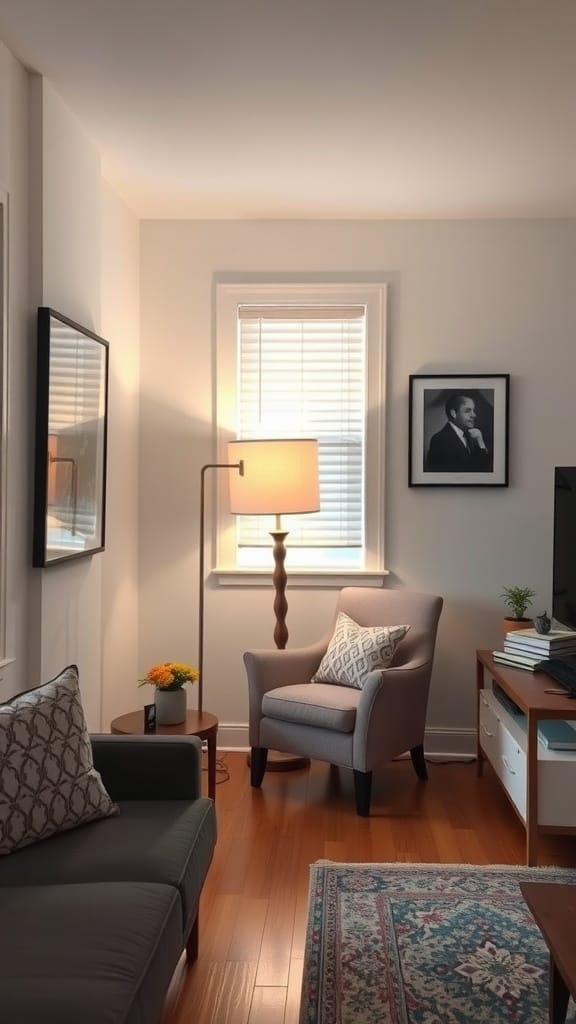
500 586 536 633
139 661 198 724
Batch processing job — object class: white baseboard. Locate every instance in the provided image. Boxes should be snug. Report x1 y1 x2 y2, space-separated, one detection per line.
216 723 477 760
423 726 476 759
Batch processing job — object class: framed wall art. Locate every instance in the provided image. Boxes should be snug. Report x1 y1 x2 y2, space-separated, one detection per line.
409 373 509 487
33 307 109 566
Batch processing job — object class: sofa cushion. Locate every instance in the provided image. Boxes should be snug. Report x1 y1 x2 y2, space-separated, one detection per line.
263 682 360 732
0 665 117 855
0 797 216 930
0 882 181 1024
311 612 410 688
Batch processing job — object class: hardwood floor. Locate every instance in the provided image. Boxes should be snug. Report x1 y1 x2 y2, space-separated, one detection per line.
162 751 576 1024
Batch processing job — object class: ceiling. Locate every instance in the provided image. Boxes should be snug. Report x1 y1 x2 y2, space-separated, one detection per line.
0 0 575 220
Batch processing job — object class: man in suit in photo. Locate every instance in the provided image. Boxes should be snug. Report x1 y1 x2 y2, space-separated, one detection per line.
425 393 492 473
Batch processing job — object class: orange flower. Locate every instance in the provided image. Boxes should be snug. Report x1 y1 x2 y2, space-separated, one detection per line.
139 661 199 691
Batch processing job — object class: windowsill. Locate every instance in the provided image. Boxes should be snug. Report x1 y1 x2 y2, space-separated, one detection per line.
213 568 389 588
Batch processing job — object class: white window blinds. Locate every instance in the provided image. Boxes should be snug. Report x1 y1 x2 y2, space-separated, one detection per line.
237 304 366 552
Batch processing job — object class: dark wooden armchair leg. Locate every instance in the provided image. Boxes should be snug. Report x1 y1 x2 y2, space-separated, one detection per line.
353 769 372 816
186 913 199 964
410 743 428 780
250 747 268 787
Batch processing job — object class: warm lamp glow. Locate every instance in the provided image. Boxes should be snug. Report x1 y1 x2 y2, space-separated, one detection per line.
227 438 319 516
228 437 319 772
227 438 320 651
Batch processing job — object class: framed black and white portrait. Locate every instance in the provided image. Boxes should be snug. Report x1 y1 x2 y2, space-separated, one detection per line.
409 374 510 487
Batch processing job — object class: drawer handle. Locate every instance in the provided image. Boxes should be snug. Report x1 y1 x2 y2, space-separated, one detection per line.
481 725 494 737
502 756 516 775
480 695 490 706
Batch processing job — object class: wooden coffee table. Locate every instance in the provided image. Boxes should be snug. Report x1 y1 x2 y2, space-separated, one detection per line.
521 882 576 1023
110 709 218 801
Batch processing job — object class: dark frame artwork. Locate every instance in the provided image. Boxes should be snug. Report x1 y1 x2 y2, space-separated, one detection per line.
409 373 510 487
33 307 109 567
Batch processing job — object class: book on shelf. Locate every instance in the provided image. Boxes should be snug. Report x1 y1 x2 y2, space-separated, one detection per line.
504 628 576 651
537 719 576 750
504 640 576 659
492 650 540 671
505 633 576 647
505 636 576 653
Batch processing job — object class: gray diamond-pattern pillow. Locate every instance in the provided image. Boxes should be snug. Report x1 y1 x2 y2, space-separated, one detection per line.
312 612 410 689
0 665 118 855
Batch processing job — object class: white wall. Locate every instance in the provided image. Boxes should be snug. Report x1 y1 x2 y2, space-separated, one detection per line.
140 219 576 752
0 41 35 699
0 50 140 728
30 78 105 727
33 81 141 729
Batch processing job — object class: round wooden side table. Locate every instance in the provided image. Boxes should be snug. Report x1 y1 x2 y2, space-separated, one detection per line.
110 709 219 801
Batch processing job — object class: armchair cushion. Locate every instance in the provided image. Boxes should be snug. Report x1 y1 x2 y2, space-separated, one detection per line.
0 666 117 856
311 612 410 689
263 682 360 732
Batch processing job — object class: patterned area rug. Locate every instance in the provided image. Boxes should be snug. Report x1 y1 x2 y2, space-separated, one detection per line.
300 861 576 1024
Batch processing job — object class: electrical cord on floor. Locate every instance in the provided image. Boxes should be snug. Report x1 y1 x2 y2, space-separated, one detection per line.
392 753 477 766
201 751 230 784
214 755 230 783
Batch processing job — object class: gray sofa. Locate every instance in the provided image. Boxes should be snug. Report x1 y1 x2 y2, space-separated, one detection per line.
0 733 217 1024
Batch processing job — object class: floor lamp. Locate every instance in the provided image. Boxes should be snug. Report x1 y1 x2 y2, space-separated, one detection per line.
227 438 320 770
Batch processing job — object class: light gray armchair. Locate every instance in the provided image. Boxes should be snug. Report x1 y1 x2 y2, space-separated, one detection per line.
244 587 443 816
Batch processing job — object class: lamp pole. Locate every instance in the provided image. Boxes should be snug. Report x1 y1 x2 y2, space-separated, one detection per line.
198 460 243 714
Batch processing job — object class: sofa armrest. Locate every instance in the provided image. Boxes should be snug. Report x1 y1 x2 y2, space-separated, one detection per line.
90 734 203 801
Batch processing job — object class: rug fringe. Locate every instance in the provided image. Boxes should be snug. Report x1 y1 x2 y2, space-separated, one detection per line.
310 860 576 872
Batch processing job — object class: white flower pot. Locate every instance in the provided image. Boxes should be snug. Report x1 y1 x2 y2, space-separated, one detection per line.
154 687 187 725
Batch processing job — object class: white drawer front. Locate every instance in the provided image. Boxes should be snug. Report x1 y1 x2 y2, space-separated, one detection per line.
479 690 527 819
494 725 527 818
479 693 499 763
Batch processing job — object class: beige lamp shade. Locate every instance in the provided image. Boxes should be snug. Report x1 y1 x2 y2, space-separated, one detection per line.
227 439 320 515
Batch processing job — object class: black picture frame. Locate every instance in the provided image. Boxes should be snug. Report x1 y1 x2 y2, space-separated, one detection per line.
409 373 510 487
33 307 109 567
143 704 157 733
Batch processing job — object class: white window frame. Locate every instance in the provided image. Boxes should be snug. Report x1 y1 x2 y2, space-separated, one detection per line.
214 281 388 588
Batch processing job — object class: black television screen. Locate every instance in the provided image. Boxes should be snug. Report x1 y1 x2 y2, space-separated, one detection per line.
553 467 576 631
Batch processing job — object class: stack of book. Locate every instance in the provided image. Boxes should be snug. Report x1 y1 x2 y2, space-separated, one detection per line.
537 718 576 750
492 627 576 671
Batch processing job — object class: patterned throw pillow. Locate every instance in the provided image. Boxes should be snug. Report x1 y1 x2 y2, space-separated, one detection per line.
312 612 410 689
0 665 118 855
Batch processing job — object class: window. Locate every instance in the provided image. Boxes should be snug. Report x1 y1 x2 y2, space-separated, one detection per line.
216 283 387 581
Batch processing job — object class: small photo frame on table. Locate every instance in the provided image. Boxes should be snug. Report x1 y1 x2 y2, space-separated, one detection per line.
143 703 157 733
409 373 509 487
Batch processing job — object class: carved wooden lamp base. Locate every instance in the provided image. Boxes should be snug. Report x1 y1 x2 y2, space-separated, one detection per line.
266 528 311 771
226 439 320 777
